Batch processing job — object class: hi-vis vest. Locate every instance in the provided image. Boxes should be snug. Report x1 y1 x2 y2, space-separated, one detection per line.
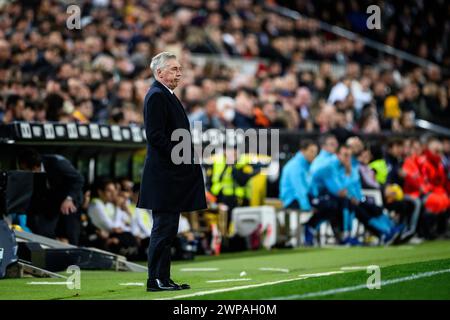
91 198 115 221
128 203 152 230
210 154 253 199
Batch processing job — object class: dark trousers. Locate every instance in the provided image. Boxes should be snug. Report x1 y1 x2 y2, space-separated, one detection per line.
351 200 384 225
147 211 180 280
306 194 347 229
29 212 81 245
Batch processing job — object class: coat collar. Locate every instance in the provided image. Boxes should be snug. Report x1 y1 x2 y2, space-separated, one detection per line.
152 80 190 127
153 80 173 94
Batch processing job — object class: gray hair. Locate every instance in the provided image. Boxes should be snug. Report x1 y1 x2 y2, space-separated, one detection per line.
150 52 177 74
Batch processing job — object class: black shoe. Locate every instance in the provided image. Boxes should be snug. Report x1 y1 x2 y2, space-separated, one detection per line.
146 278 181 292
168 279 191 290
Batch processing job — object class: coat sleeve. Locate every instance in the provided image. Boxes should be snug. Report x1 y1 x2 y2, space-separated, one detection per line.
144 92 172 158
47 155 84 205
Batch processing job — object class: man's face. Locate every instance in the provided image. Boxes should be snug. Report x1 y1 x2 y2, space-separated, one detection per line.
389 143 403 158
100 183 116 203
358 149 371 165
157 58 182 90
338 147 352 168
411 141 423 155
323 137 338 154
428 140 443 157
303 145 318 163
120 180 133 199
80 101 93 119
205 99 217 116
346 137 364 156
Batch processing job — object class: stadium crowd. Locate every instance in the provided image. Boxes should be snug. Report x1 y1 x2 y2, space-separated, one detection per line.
0 0 449 133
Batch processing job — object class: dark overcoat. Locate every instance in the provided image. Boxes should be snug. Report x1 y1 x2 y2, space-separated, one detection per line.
137 80 207 212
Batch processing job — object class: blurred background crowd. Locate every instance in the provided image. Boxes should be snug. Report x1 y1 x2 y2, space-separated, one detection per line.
0 0 449 134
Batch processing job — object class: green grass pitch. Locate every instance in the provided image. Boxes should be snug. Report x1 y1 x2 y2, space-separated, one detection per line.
1 240 449 300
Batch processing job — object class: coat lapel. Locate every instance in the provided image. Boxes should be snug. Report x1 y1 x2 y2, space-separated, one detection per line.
153 80 190 128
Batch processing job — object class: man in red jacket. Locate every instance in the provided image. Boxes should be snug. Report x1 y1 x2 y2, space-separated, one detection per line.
403 137 449 238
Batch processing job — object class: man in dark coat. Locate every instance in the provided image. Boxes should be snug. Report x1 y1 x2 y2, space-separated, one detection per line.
17 148 84 245
137 52 207 292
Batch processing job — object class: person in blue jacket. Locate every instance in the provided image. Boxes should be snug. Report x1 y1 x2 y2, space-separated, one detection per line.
303 140 349 245
345 137 405 245
279 140 319 211
310 134 339 173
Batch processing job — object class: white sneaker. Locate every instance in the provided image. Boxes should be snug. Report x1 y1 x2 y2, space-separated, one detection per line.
408 236 424 245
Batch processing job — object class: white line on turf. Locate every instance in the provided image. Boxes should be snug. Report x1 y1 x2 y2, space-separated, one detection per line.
259 268 290 273
298 271 344 277
179 268 219 272
206 278 252 283
27 282 72 285
119 283 145 286
270 268 450 300
157 270 341 300
340 266 370 271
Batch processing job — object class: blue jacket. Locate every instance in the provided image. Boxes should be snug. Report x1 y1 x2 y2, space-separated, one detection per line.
310 150 337 174
311 157 363 201
309 150 337 197
348 156 363 201
279 152 312 211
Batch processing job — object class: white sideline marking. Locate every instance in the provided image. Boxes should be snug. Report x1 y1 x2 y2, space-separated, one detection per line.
298 271 344 278
259 268 289 273
119 282 145 286
340 266 370 271
158 270 341 300
180 268 219 272
206 278 252 283
270 268 450 300
27 282 72 285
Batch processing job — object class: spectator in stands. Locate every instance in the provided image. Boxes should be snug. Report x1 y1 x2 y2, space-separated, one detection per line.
72 98 94 124
293 87 314 131
357 146 380 190
232 90 255 129
17 148 84 245
189 96 224 130
21 100 36 122
3 94 24 123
